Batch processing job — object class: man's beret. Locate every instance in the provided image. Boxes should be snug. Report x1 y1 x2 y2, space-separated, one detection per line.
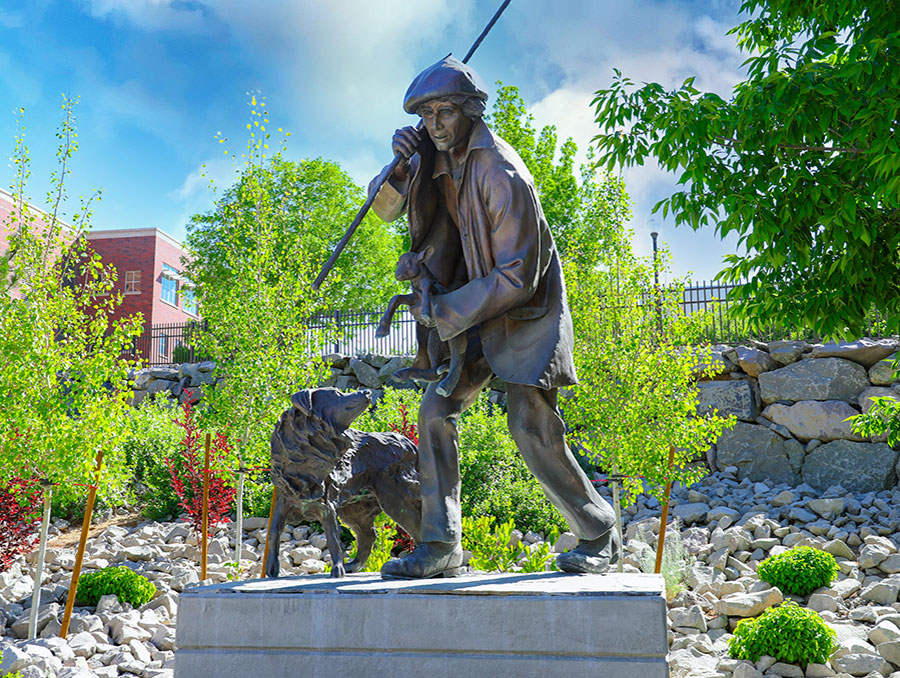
403 55 489 115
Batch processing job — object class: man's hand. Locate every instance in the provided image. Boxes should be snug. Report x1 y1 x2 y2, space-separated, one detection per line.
392 126 421 181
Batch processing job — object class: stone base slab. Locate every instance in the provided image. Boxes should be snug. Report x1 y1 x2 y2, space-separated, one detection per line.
174 571 669 678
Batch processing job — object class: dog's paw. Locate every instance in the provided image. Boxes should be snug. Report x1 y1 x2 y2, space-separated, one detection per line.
330 561 346 578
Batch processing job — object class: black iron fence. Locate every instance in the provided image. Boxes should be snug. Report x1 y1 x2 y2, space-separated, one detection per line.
130 320 209 367
130 281 889 367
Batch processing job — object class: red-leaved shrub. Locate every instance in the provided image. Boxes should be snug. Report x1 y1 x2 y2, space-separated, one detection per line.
390 402 418 445
0 476 42 571
166 399 236 537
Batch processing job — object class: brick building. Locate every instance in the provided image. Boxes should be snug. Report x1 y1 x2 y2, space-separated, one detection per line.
84 228 199 363
0 187 76 297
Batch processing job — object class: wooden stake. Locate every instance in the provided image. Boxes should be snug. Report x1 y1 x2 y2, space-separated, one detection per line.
654 445 677 574
60 449 104 639
28 481 53 640
611 463 624 574
261 487 277 578
201 432 210 582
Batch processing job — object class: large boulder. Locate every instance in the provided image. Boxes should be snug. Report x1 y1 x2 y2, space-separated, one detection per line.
801 440 898 492
810 338 899 367
732 346 779 377
859 386 900 414
693 344 736 378
715 422 805 485
762 400 865 442
766 340 809 365
869 353 898 386
348 357 382 389
697 380 758 421
758 357 870 404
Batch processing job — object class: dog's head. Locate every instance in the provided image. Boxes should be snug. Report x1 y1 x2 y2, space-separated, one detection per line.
270 388 373 504
290 388 372 432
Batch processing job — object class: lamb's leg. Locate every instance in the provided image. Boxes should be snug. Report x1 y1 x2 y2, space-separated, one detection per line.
376 293 416 338
392 366 442 383
418 277 433 325
436 333 468 397
322 505 346 578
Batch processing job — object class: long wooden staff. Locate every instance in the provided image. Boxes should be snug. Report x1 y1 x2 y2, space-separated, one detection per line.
312 0 513 291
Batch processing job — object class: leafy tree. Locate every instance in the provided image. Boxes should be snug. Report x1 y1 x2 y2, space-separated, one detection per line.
591 0 900 339
563 250 733 558
185 154 405 311
486 83 631 270
0 100 141 499
188 98 331 565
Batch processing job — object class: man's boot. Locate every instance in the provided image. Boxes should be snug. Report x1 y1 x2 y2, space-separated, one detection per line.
555 529 620 574
380 541 464 579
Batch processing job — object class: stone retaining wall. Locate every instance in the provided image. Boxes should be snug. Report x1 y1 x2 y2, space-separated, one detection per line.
700 338 900 493
130 337 900 492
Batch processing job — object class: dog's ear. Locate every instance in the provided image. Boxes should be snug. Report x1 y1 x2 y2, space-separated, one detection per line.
290 390 313 416
418 245 435 262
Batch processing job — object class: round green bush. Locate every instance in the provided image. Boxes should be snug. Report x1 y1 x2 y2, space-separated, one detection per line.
729 601 837 665
757 546 839 596
77 566 157 608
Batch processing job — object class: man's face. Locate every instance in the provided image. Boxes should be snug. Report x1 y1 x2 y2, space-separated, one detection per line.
418 99 472 153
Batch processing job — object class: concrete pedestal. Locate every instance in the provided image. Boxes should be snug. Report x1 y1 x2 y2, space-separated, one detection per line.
175 571 669 678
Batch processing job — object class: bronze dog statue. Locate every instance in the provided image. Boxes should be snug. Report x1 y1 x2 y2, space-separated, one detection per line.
267 388 422 578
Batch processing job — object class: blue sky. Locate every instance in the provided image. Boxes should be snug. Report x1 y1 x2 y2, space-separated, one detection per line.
0 0 747 283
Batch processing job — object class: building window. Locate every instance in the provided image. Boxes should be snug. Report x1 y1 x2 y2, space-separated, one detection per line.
125 270 142 294
158 333 168 358
96 268 112 296
181 286 198 317
161 264 178 306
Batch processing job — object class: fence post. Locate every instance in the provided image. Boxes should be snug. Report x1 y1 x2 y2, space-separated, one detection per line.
333 310 340 354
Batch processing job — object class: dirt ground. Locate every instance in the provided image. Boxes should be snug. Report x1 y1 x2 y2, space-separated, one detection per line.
47 511 144 551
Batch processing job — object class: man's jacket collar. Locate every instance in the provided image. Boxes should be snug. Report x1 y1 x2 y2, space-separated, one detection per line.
431 118 494 179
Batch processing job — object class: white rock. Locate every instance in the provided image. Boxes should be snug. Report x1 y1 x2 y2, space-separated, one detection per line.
870 620 900 645
862 580 900 605
714 587 783 617
831 652 891 676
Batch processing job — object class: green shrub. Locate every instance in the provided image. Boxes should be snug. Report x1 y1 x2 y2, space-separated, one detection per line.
757 546 838 597
172 344 191 364
462 515 557 572
633 519 693 599
121 401 183 520
457 399 567 536
77 566 157 608
729 602 837 665
355 388 567 535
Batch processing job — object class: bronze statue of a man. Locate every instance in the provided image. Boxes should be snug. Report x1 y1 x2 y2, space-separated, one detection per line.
372 55 618 578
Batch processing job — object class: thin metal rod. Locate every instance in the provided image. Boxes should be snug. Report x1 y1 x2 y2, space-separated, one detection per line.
61 449 105 638
201 432 210 581
28 483 53 640
234 466 245 576
312 0 513 291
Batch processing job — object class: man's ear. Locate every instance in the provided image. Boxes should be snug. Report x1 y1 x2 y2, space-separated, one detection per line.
290 390 313 416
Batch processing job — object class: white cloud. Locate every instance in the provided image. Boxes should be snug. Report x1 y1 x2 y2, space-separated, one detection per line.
82 0 208 32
